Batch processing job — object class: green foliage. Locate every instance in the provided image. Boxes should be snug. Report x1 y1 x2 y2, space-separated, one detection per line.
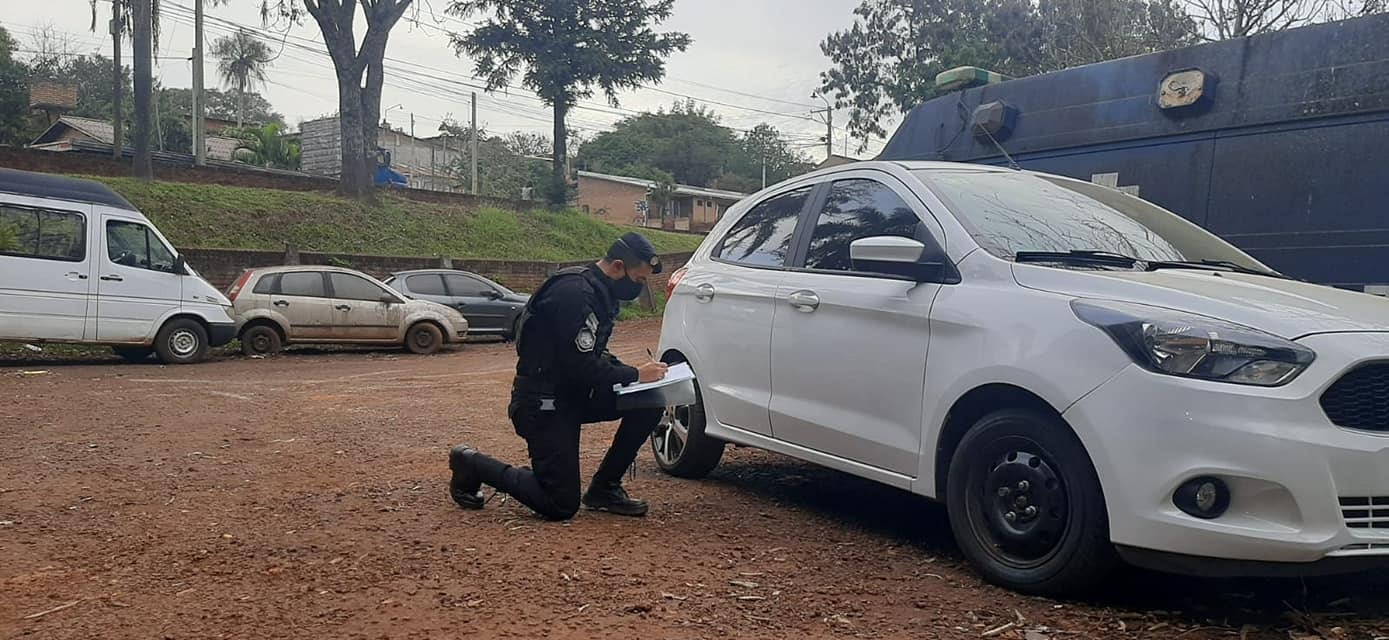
211 29 274 127
160 88 284 127
617 288 667 320
0 218 18 252
228 123 301 170
447 0 691 204
0 26 28 146
819 0 1199 147
88 177 704 263
437 119 552 200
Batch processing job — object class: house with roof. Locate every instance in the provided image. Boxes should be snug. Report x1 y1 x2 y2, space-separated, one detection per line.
28 115 241 161
575 170 746 232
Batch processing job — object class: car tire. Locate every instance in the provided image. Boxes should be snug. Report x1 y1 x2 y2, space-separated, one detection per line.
405 322 443 355
112 346 154 363
240 324 282 357
154 318 210 365
650 378 725 479
946 408 1116 596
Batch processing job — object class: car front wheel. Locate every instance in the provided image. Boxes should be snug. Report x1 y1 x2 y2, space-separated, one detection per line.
154 319 209 364
405 322 443 355
946 408 1116 596
650 379 725 479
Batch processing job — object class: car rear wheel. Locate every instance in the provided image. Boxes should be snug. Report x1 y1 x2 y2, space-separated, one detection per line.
946 408 1116 596
112 346 154 363
154 319 209 365
650 379 725 479
405 322 443 355
240 324 282 357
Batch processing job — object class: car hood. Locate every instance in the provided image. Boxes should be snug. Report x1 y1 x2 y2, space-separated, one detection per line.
1013 264 1389 339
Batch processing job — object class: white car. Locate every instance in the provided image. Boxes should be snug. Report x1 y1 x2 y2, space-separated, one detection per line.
652 160 1389 595
227 266 468 356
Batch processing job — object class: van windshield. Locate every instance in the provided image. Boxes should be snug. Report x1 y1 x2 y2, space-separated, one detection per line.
916 170 1265 270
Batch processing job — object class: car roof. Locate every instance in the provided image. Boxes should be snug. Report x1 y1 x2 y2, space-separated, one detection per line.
249 265 378 277
0 167 139 211
389 268 488 278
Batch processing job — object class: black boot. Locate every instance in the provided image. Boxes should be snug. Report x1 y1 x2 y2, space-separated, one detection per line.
448 445 485 509
582 481 648 517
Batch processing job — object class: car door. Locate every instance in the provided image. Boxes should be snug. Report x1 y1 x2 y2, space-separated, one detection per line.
327 271 400 340
682 184 815 437
0 200 93 341
768 174 944 477
444 273 507 333
96 217 183 342
266 271 335 340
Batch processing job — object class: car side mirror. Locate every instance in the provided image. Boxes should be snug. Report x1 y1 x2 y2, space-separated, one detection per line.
849 235 958 283
484 289 503 300
173 255 187 275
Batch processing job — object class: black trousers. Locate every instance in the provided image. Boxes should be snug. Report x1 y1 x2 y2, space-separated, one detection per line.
475 387 663 520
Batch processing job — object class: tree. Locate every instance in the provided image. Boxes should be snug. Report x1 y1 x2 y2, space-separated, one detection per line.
447 0 691 206
160 87 285 127
438 119 551 199
725 124 815 190
577 101 733 187
819 0 1199 149
0 27 30 146
89 0 166 178
1182 0 1331 38
262 0 415 198
211 30 274 127
231 122 301 169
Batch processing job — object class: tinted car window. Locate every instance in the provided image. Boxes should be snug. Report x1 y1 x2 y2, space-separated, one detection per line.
716 187 811 267
330 272 387 301
0 206 86 261
106 220 178 272
279 272 326 297
252 273 281 294
805 179 921 272
445 274 493 297
406 274 447 295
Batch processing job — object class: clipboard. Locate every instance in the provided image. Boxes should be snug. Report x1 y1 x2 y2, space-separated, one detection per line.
613 363 698 410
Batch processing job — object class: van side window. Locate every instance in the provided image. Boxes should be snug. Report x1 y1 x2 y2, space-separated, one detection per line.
715 186 812 267
0 205 85 262
804 179 922 272
106 220 177 273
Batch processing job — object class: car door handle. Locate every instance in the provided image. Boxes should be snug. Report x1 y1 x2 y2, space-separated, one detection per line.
335 304 352 311
787 290 820 312
273 300 290 307
694 283 715 302
99 274 124 282
66 271 88 280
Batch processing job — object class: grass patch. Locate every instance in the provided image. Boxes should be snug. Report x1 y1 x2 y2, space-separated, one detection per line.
90 177 705 261
618 288 668 321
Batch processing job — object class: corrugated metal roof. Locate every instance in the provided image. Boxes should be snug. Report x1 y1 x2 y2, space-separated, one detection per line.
576 170 747 201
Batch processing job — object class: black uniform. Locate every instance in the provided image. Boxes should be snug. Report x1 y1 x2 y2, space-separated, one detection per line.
449 262 663 520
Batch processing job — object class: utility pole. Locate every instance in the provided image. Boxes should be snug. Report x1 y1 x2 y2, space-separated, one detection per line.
111 0 122 159
761 154 766 189
409 113 415 139
812 96 833 160
192 0 205 165
470 92 478 195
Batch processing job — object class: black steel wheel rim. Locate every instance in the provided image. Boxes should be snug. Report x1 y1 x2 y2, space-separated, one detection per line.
249 330 272 353
963 434 1071 570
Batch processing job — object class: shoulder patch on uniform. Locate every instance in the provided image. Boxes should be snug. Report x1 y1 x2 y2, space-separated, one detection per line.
576 327 597 352
584 312 599 332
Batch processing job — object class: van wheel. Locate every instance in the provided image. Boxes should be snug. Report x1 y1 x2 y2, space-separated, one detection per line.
405 322 443 355
154 319 209 365
240 324 282 357
112 346 154 363
650 379 725 479
946 408 1116 596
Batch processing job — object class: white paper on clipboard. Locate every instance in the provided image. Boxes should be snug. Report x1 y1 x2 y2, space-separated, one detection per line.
613 362 695 395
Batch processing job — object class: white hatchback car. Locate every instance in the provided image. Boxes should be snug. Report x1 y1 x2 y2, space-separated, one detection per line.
652 161 1389 595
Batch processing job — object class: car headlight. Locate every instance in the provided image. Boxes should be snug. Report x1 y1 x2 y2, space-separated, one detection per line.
1071 299 1314 386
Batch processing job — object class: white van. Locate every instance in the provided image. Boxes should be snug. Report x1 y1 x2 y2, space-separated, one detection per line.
0 168 235 364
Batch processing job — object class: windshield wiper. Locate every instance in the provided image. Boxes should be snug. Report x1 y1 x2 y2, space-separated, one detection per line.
1146 259 1289 279
1013 250 1140 268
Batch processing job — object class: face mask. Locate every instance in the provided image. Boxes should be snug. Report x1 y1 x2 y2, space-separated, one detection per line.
612 266 644 301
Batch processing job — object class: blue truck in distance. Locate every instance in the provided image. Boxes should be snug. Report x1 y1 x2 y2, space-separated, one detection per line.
876 14 1389 291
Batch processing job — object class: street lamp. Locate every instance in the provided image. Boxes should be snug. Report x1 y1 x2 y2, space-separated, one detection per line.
382 103 404 128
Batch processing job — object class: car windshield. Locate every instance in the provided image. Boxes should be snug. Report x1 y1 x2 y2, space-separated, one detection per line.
916 170 1266 270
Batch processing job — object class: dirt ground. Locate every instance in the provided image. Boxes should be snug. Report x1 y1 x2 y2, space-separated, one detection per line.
3 319 1388 640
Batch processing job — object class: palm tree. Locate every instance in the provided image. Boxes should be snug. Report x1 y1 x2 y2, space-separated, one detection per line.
231 123 301 170
211 30 272 128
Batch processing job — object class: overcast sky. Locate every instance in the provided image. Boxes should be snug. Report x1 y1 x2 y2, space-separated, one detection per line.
3 1 891 160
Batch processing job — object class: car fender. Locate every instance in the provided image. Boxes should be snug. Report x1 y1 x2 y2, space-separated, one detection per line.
233 307 290 335
136 302 237 344
398 307 465 342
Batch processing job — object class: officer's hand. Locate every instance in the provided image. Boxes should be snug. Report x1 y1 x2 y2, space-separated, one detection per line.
637 361 668 383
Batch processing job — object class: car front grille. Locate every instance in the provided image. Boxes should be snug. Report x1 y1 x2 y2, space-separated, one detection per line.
1320 363 1389 432
1340 497 1389 529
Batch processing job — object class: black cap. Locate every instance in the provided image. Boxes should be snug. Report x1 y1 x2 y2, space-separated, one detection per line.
607 232 662 274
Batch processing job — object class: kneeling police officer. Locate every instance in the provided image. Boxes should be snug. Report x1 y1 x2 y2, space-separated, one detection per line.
448 232 669 519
